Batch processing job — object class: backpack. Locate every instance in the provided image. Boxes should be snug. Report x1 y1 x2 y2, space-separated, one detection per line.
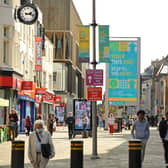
159 120 167 139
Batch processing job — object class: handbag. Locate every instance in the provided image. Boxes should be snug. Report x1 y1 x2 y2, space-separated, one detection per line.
36 132 51 158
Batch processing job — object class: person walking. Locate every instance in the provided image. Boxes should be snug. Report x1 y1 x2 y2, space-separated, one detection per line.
131 110 150 163
82 113 89 138
8 109 18 141
108 113 115 134
28 120 55 168
25 115 32 136
47 114 54 136
66 112 75 139
159 113 168 168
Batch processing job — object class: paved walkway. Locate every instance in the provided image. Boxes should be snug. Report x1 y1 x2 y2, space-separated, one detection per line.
0 127 165 168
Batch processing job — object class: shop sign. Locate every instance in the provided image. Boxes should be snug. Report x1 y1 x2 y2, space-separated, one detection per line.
87 87 102 101
22 81 33 90
36 88 46 95
16 79 22 90
0 98 9 107
54 96 61 103
43 92 54 102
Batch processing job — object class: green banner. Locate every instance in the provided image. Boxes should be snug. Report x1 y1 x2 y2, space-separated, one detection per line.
99 25 109 62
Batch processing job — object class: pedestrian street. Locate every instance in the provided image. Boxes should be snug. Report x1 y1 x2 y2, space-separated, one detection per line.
0 127 165 168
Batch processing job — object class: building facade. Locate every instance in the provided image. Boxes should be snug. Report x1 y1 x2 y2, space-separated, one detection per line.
34 0 87 115
0 0 54 137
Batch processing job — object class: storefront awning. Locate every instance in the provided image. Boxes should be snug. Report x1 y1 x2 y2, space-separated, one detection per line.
0 98 9 107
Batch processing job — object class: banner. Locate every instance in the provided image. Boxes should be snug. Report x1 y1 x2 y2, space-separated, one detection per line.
35 37 42 71
99 25 109 62
108 40 139 105
79 26 90 62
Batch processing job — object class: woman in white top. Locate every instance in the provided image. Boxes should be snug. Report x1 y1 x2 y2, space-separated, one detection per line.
108 113 115 134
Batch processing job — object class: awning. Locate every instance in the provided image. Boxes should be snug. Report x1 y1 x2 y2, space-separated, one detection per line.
0 98 9 107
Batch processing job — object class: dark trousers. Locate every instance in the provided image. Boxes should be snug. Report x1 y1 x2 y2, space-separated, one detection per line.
68 125 74 139
26 126 31 136
163 140 168 166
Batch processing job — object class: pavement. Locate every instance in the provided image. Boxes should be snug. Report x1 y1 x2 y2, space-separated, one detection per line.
0 127 165 168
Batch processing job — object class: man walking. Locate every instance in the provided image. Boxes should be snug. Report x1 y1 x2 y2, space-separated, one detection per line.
159 113 168 168
131 110 150 163
66 112 75 139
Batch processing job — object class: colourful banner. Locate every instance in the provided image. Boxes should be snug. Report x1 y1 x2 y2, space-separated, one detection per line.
35 37 42 71
108 41 138 105
99 25 109 62
79 26 90 62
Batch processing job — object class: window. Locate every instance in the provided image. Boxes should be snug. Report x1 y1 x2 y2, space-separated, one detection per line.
4 0 9 4
53 63 68 91
4 27 9 37
3 40 9 64
53 72 57 82
55 32 64 59
65 32 72 59
43 71 46 88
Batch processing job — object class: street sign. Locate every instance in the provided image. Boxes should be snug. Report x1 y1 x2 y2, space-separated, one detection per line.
87 87 102 101
86 70 103 86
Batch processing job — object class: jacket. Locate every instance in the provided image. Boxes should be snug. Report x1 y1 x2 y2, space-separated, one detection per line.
131 119 150 141
159 120 167 139
28 130 55 162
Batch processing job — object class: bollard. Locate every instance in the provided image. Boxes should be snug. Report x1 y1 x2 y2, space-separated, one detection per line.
71 141 83 168
11 140 25 168
128 139 141 168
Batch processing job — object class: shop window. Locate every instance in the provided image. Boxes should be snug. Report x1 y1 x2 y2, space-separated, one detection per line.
0 107 7 125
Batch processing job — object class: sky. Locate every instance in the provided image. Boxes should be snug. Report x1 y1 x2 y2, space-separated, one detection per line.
73 0 168 72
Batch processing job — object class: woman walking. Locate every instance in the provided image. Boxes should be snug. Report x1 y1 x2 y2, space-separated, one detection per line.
28 120 55 168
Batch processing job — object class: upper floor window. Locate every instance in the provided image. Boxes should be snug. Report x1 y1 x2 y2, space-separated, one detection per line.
3 0 9 4
4 26 9 38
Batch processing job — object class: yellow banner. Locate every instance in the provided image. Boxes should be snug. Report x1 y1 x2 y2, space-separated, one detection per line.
79 26 90 62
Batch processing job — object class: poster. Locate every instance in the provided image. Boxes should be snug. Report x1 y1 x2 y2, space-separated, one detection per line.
55 106 65 123
73 99 92 130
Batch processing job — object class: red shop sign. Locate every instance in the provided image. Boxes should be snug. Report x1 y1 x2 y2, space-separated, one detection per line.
43 92 54 102
22 81 33 90
36 88 46 95
54 96 61 103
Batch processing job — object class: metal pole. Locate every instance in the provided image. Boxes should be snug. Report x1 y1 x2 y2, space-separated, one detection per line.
91 0 99 159
137 37 141 111
104 64 109 130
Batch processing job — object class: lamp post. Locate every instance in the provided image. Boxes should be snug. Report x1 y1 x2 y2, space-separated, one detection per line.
91 0 99 159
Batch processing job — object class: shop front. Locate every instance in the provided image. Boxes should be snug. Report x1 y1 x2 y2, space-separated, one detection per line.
0 98 9 143
41 91 55 126
17 94 35 133
17 83 36 133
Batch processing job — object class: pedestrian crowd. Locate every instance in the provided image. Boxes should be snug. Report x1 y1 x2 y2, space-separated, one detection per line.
6 107 168 168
